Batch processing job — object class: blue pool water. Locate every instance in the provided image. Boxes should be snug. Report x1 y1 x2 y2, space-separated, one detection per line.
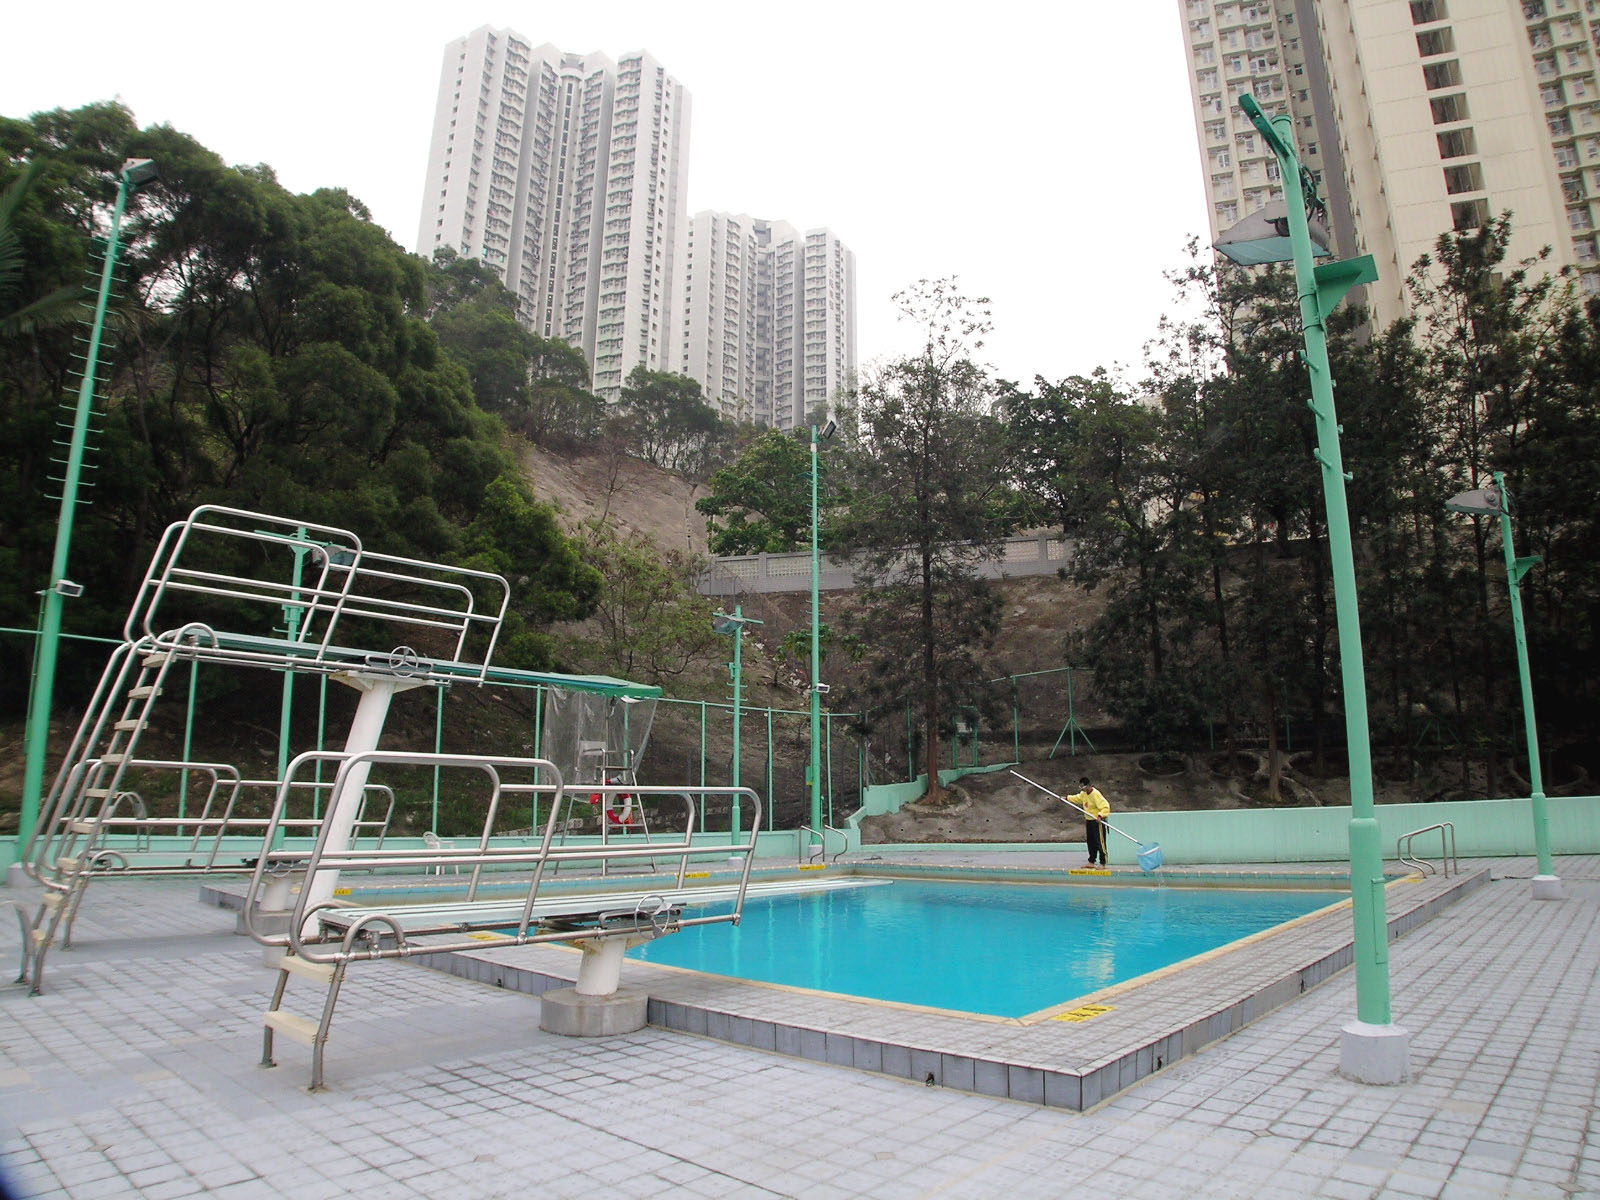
628 879 1345 1018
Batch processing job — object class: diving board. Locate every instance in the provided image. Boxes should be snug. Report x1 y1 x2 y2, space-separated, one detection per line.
16 505 666 996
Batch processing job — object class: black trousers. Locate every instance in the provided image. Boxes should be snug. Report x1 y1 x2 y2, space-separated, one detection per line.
1086 819 1107 864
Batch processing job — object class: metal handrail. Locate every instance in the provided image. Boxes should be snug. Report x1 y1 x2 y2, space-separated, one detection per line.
799 823 847 864
1398 821 1457 877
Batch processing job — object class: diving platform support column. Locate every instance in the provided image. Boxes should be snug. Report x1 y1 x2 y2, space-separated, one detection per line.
297 671 430 926
539 934 651 1036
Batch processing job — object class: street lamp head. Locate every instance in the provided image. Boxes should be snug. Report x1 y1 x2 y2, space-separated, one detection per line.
121 158 159 193
817 418 837 442
1445 485 1506 516
712 610 762 635
1214 198 1333 266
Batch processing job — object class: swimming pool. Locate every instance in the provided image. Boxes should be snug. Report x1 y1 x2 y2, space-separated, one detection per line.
628 878 1347 1019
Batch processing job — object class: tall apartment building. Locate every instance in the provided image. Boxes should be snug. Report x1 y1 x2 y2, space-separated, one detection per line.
417 27 691 398
676 212 857 431
1180 0 1600 326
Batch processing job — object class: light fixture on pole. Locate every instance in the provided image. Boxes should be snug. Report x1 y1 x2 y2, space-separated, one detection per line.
713 606 762 845
16 157 158 870
808 418 837 843
1214 96 1407 1085
1446 473 1559 899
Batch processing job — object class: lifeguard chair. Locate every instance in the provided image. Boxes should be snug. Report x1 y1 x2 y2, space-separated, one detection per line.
545 689 659 869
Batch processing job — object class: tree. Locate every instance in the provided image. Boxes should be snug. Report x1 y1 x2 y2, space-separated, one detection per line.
459 475 603 670
1407 215 1571 794
571 521 719 682
833 279 1019 801
695 429 816 554
617 367 727 477
0 158 84 337
0 105 595 712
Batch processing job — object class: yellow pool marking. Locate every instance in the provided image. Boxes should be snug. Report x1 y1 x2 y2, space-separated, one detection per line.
798 863 828 871
1019 890 1356 1023
1068 868 1111 877
466 931 512 942
1051 1004 1115 1023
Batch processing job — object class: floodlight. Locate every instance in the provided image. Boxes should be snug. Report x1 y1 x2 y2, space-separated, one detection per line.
1214 198 1333 266
1444 485 1505 516
121 158 159 193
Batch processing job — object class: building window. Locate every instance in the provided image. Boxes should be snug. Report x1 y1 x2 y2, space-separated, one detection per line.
1451 198 1490 229
1417 27 1456 55
1431 93 1471 123
1444 162 1485 192
1410 0 1448 22
1424 60 1464 89
1438 127 1478 157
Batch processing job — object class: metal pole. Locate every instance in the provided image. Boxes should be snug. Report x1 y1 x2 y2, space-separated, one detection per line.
1232 94 1404 1082
17 162 142 848
809 424 823 841
732 606 745 842
1495 471 1557 889
433 686 445 835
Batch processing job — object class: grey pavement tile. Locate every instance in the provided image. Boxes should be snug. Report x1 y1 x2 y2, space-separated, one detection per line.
4 861 1599 1197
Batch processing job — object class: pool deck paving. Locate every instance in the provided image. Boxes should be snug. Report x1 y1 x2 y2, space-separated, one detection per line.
3 851 1598 1198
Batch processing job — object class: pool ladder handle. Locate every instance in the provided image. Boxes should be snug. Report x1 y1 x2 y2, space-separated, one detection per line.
1397 821 1456 878
799 824 846 865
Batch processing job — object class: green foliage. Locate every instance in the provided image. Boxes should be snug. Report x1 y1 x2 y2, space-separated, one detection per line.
569 521 719 683
832 280 1019 786
617 366 728 477
695 429 817 554
0 105 602 710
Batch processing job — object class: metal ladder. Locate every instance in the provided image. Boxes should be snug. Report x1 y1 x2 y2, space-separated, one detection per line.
21 638 189 991
262 950 350 1092
1398 822 1457 877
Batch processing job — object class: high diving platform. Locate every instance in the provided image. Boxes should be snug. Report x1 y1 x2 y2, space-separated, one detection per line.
13 505 777 1088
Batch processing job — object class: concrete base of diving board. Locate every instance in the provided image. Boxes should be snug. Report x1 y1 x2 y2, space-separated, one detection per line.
539 986 650 1036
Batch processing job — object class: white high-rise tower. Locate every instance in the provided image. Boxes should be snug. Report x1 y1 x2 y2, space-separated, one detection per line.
676 212 856 430
417 27 691 398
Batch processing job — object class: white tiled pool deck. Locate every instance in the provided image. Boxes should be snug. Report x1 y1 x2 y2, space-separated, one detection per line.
4 852 1598 1198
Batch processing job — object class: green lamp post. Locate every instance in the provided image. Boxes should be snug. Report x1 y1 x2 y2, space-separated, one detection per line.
808 418 836 844
713 606 762 845
17 157 158 865
1214 96 1408 1084
1446 473 1559 899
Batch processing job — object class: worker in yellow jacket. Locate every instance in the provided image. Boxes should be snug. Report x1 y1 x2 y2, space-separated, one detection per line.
1068 776 1111 866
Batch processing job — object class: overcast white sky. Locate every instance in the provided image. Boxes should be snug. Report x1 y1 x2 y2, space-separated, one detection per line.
3 1 1210 388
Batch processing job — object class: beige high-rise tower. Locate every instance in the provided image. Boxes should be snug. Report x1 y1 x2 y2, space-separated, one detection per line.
1180 0 1600 323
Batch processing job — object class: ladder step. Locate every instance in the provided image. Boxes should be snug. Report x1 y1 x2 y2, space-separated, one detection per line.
275 955 336 983
113 719 141 731
40 892 63 910
33 928 50 946
127 686 160 699
56 857 80 872
142 653 171 668
84 788 112 799
69 820 99 834
100 753 127 764
263 1011 322 1047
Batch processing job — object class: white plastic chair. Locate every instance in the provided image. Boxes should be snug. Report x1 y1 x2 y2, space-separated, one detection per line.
422 830 457 875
